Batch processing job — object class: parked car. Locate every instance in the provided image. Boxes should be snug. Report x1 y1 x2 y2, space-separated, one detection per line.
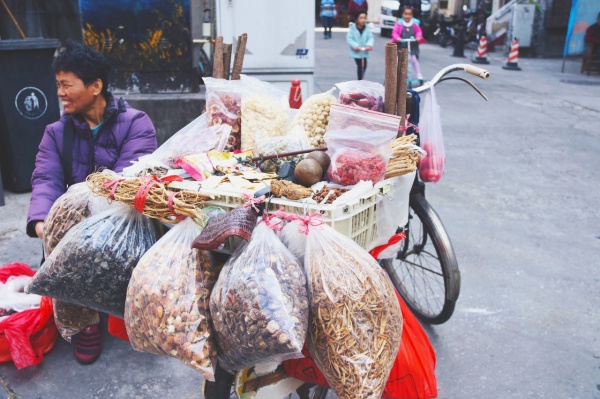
379 0 431 37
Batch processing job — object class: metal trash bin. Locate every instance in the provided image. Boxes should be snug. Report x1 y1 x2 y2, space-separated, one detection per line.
0 38 60 192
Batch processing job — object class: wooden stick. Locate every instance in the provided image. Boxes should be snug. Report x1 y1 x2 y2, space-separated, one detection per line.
212 36 224 79
0 0 26 39
222 43 233 80
231 33 248 80
250 147 328 162
396 48 409 130
384 43 398 115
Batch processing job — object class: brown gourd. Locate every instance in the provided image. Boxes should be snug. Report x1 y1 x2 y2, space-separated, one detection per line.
294 159 323 187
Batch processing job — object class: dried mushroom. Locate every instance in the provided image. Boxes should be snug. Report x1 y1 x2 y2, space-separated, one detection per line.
26 206 158 317
210 222 308 372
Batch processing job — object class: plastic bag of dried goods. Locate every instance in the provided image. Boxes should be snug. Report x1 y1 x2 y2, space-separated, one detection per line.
336 80 385 112
125 217 219 380
210 222 308 372
26 205 158 317
290 89 337 148
204 78 244 152
302 221 403 399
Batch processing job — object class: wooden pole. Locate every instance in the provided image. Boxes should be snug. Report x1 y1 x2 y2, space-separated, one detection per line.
397 48 409 131
222 43 233 80
212 36 224 79
231 33 248 80
0 0 26 39
384 43 398 115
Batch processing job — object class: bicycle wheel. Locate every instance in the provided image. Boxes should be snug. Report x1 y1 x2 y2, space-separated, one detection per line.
382 193 460 324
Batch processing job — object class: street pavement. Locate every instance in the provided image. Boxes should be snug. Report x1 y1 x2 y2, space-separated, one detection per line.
1 28 599 399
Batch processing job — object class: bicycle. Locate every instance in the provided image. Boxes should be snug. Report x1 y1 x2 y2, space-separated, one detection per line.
204 63 490 399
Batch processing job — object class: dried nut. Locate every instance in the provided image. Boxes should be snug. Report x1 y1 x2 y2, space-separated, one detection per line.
124 220 220 381
292 92 337 148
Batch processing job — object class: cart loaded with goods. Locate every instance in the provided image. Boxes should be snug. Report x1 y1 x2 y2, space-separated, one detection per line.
25 35 438 399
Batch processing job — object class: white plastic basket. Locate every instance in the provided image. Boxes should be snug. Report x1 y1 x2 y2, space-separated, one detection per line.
202 188 379 250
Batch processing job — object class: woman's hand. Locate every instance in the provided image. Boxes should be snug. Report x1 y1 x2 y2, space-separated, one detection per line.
35 221 44 239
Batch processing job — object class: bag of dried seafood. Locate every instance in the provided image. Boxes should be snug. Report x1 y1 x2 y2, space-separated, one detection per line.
301 220 403 399
26 205 158 317
210 222 308 372
125 217 219 380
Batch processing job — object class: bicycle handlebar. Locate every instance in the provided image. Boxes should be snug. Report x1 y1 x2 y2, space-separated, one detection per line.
414 63 490 94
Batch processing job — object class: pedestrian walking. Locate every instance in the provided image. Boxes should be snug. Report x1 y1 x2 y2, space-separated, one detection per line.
26 41 157 365
320 0 337 39
392 6 426 81
346 11 374 80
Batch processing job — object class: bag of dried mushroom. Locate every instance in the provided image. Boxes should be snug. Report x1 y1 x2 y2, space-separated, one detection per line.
42 183 111 341
26 205 158 317
299 221 403 399
210 222 308 372
125 217 219 380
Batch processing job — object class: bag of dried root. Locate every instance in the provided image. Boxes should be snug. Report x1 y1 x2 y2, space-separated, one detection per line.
291 89 337 148
26 205 158 317
298 218 403 399
125 217 219 380
210 222 308 372
204 78 243 152
240 76 290 152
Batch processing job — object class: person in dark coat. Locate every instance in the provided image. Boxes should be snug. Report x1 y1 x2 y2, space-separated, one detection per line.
26 41 157 365
585 12 600 56
348 0 368 22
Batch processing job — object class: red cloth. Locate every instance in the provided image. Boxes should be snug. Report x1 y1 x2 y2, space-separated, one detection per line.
0 263 58 369
108 316 130 342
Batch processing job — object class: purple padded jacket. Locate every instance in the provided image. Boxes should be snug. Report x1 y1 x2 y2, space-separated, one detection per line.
26 93 157 237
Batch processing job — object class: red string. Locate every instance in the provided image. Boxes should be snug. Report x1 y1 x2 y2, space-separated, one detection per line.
134 177 157 213
167 192 186 220
262 208 325 234
103 178 125 200
242 193 266 212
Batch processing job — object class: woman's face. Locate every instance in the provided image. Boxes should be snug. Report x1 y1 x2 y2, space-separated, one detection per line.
56 71 100 115
403 9 413 22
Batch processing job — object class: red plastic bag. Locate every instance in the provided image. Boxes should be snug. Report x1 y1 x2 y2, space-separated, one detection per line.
284 290 438 399
108 316 129 342
0 263 58 369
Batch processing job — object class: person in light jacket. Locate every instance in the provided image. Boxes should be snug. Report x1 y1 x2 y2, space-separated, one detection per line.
27 41 157 365
346 11 374 80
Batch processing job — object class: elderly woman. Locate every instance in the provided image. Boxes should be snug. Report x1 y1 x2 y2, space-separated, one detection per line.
26 41 157 364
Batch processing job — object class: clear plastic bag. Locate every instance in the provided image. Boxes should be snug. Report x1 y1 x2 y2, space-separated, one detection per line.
210 222 308 372
26 206 158 317
336 80 385 112
418 86 445 183
204 78 243 152
42 182 111 341
152 114 231 168
125 217 219 380
254 125 311 173
43 183 110 257
303 223 403 399
240 76 290 152
325 128 396 186
291 89 337 148
326 103 401 132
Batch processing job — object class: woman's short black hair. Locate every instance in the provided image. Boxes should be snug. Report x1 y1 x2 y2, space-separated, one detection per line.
53 41 110 95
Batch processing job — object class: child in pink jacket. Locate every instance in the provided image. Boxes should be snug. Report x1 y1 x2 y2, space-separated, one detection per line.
391 6 426 80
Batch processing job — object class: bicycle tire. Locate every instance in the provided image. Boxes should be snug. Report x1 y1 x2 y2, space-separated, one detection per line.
382 193 460 324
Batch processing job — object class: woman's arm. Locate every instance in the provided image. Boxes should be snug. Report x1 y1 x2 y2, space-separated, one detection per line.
27 125 66 237
112 111 157 172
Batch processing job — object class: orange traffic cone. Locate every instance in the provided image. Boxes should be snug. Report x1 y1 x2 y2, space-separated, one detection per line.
472 35 490 65
502 38 521 71
289 79 302 109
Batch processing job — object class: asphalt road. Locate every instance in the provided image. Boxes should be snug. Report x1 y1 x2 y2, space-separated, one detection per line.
1 28 599 399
